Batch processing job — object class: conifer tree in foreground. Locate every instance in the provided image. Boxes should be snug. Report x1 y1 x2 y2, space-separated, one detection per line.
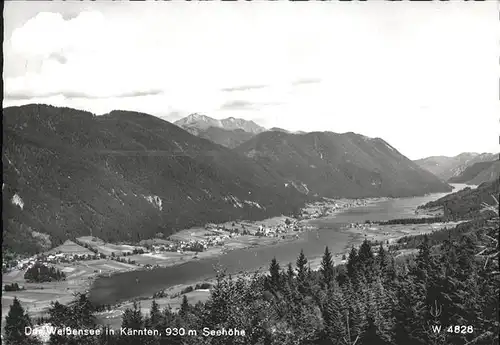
296 250 309 295
286 262 295 285
267 257 281 293
346 246 359 280
149 299 163 334
179 295 190 318
4 297 40 345
120 301 145 345
320 246 334 290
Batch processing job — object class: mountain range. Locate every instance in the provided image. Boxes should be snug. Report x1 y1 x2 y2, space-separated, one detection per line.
174 114 309 148
448 159 500 185
234 131 452 198
268 127 307 135
419 179 499 220
175 113 266 134
414 152 498 181
174 114 266 148
175 113 452 198
3 104 455 255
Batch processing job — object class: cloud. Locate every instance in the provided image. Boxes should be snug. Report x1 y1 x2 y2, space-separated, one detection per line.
48 52 68 65
219 99 283 111
5 88 163 101
292 78 322 86
220 100 255 110
221 84 268 92
62 89 164 99
4 11 166 102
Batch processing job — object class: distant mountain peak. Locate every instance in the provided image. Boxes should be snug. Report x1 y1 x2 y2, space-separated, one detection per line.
188 113 204 119
175 114 266 134
184 113 213 122
415 152 497 181
269 127 291 133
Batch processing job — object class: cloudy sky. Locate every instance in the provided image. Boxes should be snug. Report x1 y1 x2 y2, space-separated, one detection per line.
4 2 499 160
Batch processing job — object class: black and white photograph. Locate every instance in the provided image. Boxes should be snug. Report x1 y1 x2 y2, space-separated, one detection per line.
2 1 499 345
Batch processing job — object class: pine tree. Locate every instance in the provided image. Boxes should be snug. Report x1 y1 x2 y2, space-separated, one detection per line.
204 269 232 329
68 293 95 328
286 262 295 286
456 235 476 280
179 295 190 318
358 239 375 281
322 290 347 344
48 301 69 327
267 257 282 293
392 278 427 345
414 234 433 282
4 297 38 345
149 299 163 332
349 298 367 343
121 302 145 345
361 315 386 345
346 246 359 280
296 250 309 295
385 256 397 285
48 301 71 345
320 246 334 290
376 244 388 274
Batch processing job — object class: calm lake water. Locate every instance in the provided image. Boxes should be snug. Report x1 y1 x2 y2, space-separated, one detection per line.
89 184 471 305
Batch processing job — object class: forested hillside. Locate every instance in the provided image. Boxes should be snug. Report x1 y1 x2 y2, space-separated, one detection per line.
418 180 500 220
448 159 499 185
465 161 500 185
195 127 256 149
2 104 308 254
235 131 452 198
414 153 497 181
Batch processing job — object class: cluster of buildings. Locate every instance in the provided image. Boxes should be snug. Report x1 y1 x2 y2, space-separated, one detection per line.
348 223 369 230
303 199 369 219
255 221 300 237
151 235 228 254
14 257 38 270
12 252 95 271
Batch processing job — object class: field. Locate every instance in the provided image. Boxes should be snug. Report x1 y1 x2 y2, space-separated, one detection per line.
127 251 195 267
170 216 295 241
2 257 139 331
76 236 146 256
95 289 211 329
343 221 465 245
47 240 94 255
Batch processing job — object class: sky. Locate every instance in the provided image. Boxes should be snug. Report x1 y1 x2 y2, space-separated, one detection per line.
3 2 499 160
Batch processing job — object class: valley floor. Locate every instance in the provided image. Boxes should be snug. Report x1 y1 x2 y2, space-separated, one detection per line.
1 195 439 330
91 219 463 330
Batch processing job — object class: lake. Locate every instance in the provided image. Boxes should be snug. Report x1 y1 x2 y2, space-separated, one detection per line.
88 184 472 305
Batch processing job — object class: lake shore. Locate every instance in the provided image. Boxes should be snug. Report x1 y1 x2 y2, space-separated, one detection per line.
2 190 456 328
1 195 376 325
93 218 462 330
93 196 385 271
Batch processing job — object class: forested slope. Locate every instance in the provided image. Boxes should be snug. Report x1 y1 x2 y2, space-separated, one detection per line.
2 104 308 254
235 131 452 198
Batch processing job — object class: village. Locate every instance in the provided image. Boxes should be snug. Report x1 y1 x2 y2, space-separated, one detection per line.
3 194 453 336
2 197 377 276
1 196 379 333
